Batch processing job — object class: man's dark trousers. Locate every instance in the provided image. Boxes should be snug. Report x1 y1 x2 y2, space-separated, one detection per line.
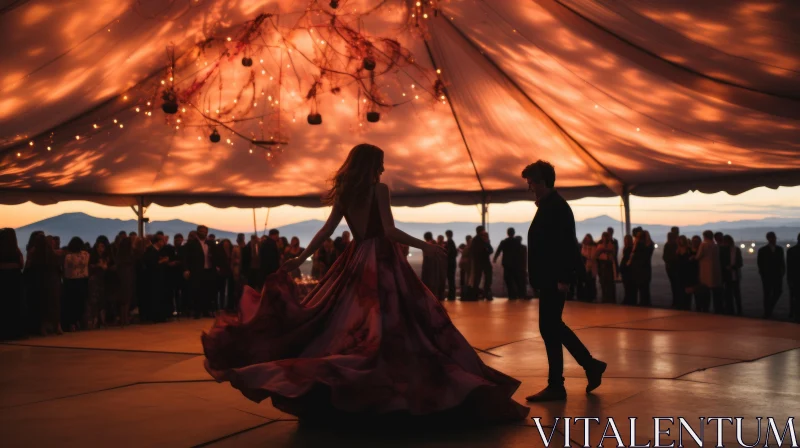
538 284 593 385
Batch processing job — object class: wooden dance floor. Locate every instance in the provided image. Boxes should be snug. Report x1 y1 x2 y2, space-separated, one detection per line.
2 300 799 447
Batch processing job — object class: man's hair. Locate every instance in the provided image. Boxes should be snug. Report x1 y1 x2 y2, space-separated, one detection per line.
445 230 453 238
197 225 208 232
671 226 680 234
155 230 164 236
714 232 723 240
766 231 776 240
268 229 280 236
607 227 614 234
174 233 183 239
507 227 515 237
476 225 485 234
423 231 433 241
703 230 714 239
521 160 556 188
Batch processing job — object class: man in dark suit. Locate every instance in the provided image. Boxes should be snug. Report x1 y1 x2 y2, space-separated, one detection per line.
241 234 262 289
468 226 493 300
183 225 214 318
757 232 786 319
494 228 525 299
143 234 170 322
445 230 458 301
523 160 606 402
787 233 799 323
259 229 281 281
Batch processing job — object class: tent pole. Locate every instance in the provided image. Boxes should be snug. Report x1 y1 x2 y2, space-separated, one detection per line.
621 186 631 236
137 196 145 236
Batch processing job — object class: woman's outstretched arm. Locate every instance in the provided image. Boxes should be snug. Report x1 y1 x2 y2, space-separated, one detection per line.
281 204 343 269
376 183 445 257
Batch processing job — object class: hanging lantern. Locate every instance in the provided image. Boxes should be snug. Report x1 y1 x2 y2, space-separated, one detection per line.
242 57 253 67
161 88 178 115
307 113 322 125
362 57 376 71
366 111 380 123
329 0 339 8
209 129 221 143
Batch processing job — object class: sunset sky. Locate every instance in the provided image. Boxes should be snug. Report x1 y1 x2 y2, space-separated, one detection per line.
3 186 799 232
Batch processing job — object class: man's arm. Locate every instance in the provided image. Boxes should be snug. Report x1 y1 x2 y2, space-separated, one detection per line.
555 202 577 287
493 240 504 264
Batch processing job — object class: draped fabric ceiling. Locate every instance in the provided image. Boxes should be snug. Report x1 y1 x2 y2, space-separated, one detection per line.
1 0 799 209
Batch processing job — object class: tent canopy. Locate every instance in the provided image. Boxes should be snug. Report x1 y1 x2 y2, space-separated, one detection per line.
1 0 799 209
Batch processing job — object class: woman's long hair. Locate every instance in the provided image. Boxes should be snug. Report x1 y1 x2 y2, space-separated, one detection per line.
323 143 384 208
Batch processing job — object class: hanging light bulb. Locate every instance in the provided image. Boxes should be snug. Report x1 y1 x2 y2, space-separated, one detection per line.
209 129 221 143
307 113 322 125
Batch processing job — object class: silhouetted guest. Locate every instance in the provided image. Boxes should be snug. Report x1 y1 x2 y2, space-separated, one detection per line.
169 233 185 316
458 236 472 296
595 232 616 304
62 237 90 331
671 226 680 237
619 235 635 305
516 236 529 298
259 229 282 282
26 232 62 335
713 232 728 314
787 233 800 323
722 235 743 316
231 234 246 309
467 226 493 301
494 228 525 300
757 232 785 319
115 237 135 326
144 234 170 322
0 228 25 340
183 225 214 318
694 230 721 313
312 238 336 279
242 234 262 289
522 160 605 403
216 239 234 310
606 226 619 275
675 235 697 311
422 232 445 300
578 234 597 302
278 237 289 264
663 232 680 308
333 230 351 258
444 230 458 301
285 237 305 279
87 239 110 328
628 230 654 306
688 236 703 310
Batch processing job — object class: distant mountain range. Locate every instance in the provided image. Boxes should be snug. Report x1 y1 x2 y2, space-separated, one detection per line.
11 212 799 251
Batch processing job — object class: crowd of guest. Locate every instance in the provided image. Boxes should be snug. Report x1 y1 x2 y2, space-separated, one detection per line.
0 225 357 341
1 222 798 340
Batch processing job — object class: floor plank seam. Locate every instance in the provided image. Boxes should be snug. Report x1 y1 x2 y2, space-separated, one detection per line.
674 347 800 380
0 379 215 410
191 419 285 447
483 337 539 352
1 342 202 357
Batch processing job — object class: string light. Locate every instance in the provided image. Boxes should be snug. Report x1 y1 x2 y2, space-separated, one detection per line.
93 124 99 129
119 124 124 128
28 141 33 146
47 146 51 151
75 135 81 140
636 127 640 132
135 107 140 112
123 95 128 100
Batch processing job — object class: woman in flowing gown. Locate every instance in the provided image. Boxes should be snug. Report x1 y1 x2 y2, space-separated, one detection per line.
202 144 528 425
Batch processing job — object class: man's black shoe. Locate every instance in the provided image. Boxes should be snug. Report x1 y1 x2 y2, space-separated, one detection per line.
525 386 567 403
586 359 607 394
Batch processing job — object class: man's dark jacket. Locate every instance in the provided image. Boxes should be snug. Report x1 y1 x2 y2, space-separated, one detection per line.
527 190 580 289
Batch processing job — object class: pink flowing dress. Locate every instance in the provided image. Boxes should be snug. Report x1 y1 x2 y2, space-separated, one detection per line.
201 192 528 424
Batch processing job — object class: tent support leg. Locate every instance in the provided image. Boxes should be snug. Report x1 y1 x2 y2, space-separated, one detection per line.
480 193 488 228
622 186 631 236
136 196 145 236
